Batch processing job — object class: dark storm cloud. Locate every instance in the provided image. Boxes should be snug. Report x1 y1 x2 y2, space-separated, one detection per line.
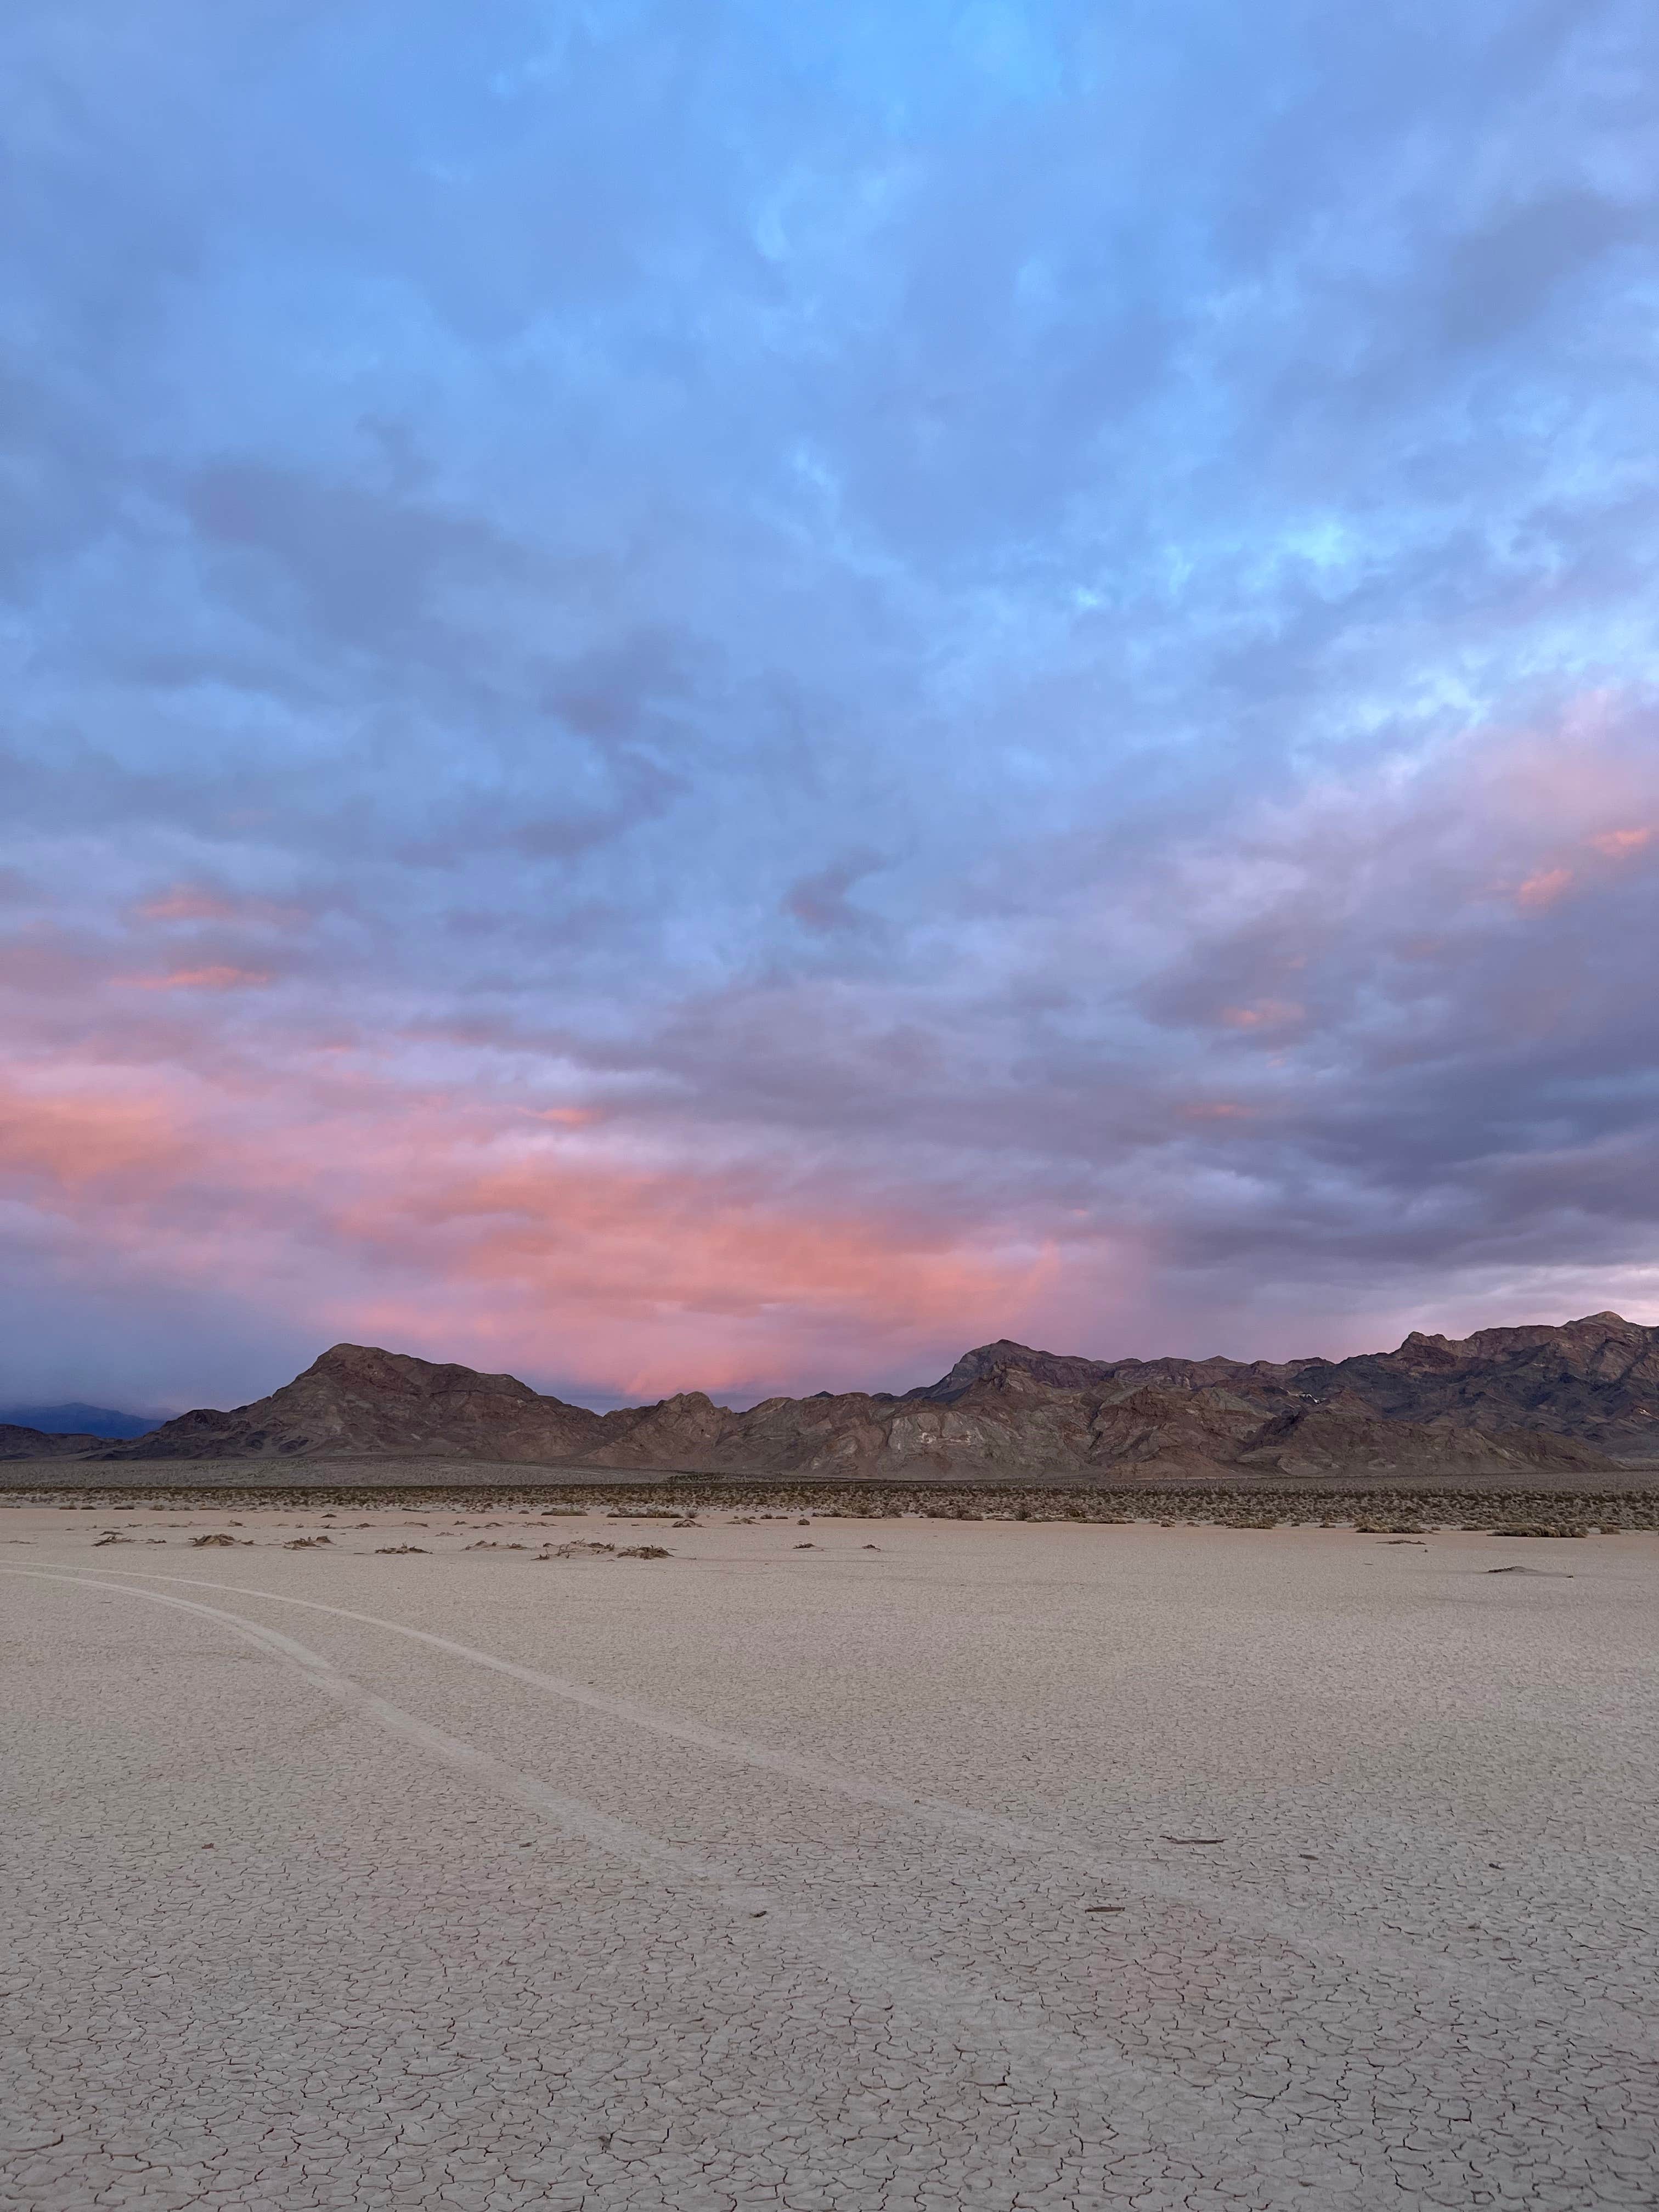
2 0 1657 1405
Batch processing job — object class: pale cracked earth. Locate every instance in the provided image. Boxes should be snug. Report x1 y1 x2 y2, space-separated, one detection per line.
2 1507 1656 2212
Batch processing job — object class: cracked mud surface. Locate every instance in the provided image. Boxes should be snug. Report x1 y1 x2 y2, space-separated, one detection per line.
3 1510 1656 2210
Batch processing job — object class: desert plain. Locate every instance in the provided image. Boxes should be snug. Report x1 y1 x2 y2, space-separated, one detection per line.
2 1500 1656 2212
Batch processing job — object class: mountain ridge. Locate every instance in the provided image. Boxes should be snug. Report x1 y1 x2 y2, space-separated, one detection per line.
0 1401 159 1439
1 1310 1649 1473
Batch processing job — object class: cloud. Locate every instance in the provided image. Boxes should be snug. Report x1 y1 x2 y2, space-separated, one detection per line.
123 966 274 991
1218 1000 1304 1033
1589 825 1653 860
3 0 1657 1402
0 1081 191 1194
0 1056 1080 1402
134 883 315 928
782 851 884 935
1435 189 1637 351
137 887 247 923
1515 867 1573 912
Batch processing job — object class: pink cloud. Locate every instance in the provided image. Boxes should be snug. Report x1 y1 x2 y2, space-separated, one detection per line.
1588 825 1653 859
0 1082 193 1194
326 1146 1063 1396
1514 866 1573 912
135 884 311 928
0 1053 1092 1401
1219 999 1303 1030
122 965 273 991
137 886 242 923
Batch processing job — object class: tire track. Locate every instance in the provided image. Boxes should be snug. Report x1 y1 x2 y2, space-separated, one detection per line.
48 1561 1647 2052
2 1566 1376 2205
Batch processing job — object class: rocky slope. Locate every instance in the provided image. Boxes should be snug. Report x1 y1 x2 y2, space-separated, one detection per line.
1309 1313 1659 1451
1025 1310 1659 1459
938 1313 1659 1457
1227 1400 1613 1477
0 1423 107 1461
80 1311 1658 1475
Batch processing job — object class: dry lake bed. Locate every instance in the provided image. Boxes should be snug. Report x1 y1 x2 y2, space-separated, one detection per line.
2 1505 1655 2211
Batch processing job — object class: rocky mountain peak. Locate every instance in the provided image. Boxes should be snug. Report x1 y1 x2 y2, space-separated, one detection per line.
304 1342 543 1400
928 1340 1119 1400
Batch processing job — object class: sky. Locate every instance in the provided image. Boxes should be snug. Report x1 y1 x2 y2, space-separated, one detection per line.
4 1 1658 1415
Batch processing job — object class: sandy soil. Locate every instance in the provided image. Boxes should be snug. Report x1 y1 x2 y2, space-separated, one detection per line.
3 1504 1656 2211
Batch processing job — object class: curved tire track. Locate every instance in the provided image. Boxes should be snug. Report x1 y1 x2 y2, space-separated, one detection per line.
2 1567 1376 2207
47 1562 1647 2050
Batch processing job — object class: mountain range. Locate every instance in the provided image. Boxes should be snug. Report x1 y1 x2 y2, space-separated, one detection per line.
4 1310 1656 1476
0 1401 159 1439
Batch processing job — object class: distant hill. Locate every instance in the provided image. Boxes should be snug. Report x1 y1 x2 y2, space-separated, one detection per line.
0 1401 159 1439
74 1311 1657 1474
0 1423 109 1458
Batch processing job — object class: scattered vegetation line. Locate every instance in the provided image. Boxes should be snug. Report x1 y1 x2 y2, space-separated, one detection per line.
7 1476 1656 1531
